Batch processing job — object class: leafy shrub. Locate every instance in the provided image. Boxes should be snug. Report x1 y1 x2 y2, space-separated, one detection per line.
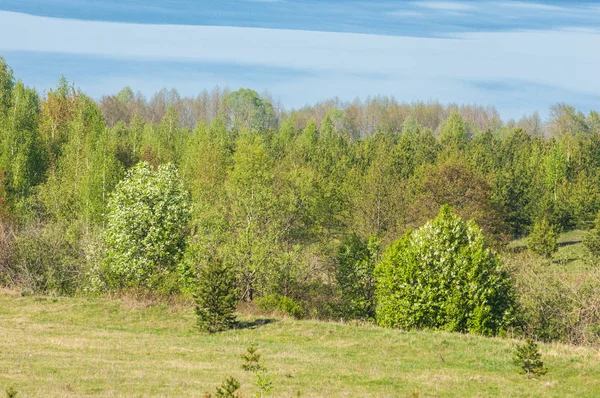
513 339 547 377
102 162 192 289
255 294 305 319
195 258 239 333
527 218 558 259
0 219 14 287
254 368 274 397
375 206 516 335
335 235 379 320
513 262 571 342
505 252 600 345
4 222 86 295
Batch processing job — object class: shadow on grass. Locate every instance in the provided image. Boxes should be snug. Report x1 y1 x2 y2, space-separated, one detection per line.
235 318 277 330
558 240 582 248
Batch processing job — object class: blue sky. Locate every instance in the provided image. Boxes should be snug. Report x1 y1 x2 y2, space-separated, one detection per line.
0 1 599 120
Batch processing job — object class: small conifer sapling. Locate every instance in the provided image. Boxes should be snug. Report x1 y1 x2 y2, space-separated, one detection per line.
513 339 548 377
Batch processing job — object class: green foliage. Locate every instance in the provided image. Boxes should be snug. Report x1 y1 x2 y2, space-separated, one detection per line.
0 81 45 207
413 154 508 244
4 55 600 352
492 129 535 236
224 88 276 133
195 258 239 333
526 218 558 259
349 133 403 240
506 250 600 345
513 339 547 377
5 386 18 398
396 116 437 177
241 345 274 397
439 111 469 150
0 57 14 116
102 162 191 289
255 294 305 319
515 266 570 341
584 211 600 257
224 132 282 300
116 86 134 104
255 370 274 397
215 376 241 398
241 345 263 372
5 222 87 295
38 94 122 225
375 206 516 335
335 235 379 320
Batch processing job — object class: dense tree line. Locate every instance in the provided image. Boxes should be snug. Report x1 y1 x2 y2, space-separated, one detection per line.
1 58 600 343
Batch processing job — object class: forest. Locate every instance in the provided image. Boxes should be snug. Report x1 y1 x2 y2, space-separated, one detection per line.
1 56 600 347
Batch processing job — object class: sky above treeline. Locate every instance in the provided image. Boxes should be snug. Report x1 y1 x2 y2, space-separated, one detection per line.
0 0 599 120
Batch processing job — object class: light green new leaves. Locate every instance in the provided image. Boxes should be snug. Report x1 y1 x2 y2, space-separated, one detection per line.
375 206 516 335
103 162 192 288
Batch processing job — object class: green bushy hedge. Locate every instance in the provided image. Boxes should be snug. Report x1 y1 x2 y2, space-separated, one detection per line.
375 206 516 335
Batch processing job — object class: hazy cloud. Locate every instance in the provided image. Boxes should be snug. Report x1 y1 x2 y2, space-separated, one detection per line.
410 1 475 11
0 9 598 119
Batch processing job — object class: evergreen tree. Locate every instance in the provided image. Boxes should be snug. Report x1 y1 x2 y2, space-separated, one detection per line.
195 258 239 333
513 339 548 377
527 218 558 259
215 377 241 398
396 116 437 178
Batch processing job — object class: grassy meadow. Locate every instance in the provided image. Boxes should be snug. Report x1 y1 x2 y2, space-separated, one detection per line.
1 288 600 398
508 229 593 276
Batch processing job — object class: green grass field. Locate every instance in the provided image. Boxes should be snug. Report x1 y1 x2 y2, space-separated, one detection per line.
1 290 600 397
508 229 593 277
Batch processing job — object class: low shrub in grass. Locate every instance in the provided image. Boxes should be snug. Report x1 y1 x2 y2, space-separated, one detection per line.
255 294 305 319
5 386 18 398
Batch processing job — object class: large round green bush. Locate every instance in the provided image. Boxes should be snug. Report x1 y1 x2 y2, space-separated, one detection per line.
102 162 192 289
375 206 516 335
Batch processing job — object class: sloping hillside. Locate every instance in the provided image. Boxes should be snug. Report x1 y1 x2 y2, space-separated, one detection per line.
1 291 598 397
